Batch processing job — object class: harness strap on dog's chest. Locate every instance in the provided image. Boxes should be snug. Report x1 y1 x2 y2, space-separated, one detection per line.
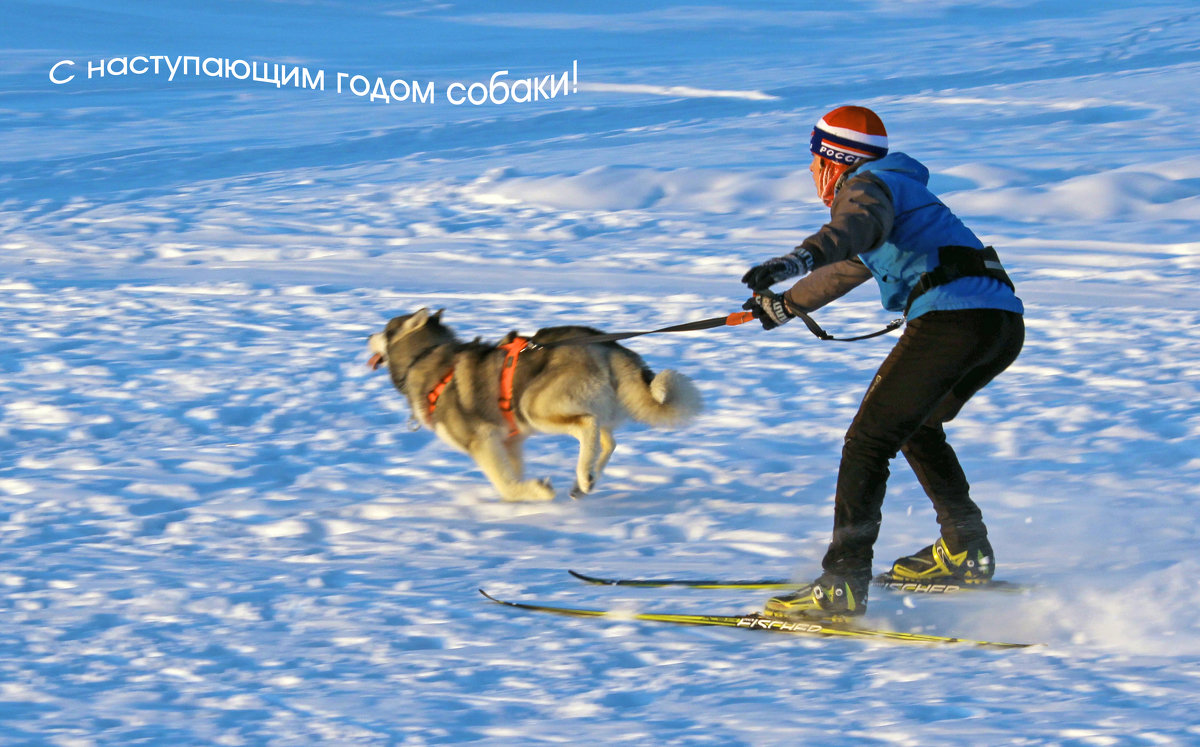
497 337 528 437
426 368 455 421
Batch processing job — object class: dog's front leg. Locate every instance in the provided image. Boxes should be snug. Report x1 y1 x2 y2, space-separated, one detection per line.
469 429 554 502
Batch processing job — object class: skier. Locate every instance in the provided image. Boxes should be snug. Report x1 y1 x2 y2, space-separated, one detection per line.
741 105 1025 619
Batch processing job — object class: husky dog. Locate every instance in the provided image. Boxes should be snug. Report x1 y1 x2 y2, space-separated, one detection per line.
368 309 702 502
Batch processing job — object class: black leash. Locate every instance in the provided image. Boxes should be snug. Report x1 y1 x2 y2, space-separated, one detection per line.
792 309 904 342
755 288 904 342
528 305 903 349
528 311 756 349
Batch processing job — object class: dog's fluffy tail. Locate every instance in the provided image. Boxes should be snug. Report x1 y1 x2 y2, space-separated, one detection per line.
613 355 702 428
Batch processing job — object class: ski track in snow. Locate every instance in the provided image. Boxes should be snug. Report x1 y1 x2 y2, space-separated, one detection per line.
2 0 1200 744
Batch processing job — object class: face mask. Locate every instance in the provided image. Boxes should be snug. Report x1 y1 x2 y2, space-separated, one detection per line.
814 158 850 207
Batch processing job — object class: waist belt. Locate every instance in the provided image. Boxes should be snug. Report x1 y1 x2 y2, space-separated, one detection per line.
904 245 1014 316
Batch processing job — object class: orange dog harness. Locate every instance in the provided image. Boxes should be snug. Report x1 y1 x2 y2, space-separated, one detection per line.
496 337 528 437
424 336 528 438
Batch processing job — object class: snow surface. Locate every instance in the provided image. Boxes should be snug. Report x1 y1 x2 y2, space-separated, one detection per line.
3 0 1200 744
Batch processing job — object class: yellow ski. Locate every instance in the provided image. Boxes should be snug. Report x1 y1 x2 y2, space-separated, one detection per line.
480 590 1034 649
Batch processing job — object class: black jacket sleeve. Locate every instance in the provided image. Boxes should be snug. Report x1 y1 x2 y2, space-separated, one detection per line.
783 258 873 313
779 171 894 313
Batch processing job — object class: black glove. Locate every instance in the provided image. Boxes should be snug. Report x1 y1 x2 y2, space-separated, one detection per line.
742 291 795 330
741 250 813 291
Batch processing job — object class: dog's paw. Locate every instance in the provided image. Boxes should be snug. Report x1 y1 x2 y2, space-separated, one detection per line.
570 473 596 500
504 478 555 503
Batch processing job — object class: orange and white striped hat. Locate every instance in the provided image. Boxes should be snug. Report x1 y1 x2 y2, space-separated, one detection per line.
810 106 888 166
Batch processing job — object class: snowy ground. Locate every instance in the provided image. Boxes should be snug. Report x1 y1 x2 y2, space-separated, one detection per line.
3 0 1200 744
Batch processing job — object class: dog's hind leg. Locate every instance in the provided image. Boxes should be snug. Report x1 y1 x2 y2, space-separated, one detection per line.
469 429 554 502
594 427 617 481
565 415 605 499
572 428 618 499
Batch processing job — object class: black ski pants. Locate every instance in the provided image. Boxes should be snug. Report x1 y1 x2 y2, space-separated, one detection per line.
821 308 1025 580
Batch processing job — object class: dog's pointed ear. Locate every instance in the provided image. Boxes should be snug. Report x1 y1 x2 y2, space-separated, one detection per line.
401 308 431 333
432 308 445 323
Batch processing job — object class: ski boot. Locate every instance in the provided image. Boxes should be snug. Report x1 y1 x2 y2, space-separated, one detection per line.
764 572 868 620
887 536 995 584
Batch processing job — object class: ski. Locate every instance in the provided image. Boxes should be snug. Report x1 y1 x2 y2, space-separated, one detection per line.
568 569 1025 595
479 590 1034 648
872 573 1025 594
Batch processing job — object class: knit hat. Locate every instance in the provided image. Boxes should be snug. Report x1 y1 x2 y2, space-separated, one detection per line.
810 106 888 166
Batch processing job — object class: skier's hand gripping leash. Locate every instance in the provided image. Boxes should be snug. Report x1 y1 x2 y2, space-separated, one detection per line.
742 289 795 330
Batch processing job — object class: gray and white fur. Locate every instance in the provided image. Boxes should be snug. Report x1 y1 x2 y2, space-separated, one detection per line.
368 308 702 501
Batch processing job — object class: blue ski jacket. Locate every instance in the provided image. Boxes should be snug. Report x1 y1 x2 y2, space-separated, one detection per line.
786 152 1024 320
